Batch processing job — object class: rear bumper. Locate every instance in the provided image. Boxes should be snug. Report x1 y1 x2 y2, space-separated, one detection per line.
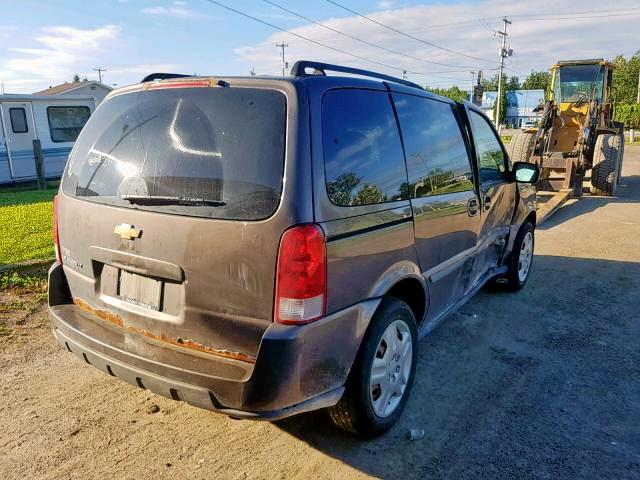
48 263 380 420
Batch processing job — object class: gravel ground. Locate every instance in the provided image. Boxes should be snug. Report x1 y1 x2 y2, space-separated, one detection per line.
1 147 639 480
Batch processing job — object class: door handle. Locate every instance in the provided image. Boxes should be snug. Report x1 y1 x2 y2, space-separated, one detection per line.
467 198 479 216
484 195 491 211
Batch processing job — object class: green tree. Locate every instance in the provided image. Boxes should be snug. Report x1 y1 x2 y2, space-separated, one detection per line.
481 73 500 91
611 52 640 104
425 85 469 103
326 172 361 205
354 183 385 205
72 74 81 83
521 70 552 92
506 75 520 90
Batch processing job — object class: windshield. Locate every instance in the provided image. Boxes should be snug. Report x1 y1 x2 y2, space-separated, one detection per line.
62 86 286 220
553 64 604 104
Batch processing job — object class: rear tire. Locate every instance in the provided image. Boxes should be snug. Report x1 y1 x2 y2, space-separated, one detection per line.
590 133 621 195
329 297 417 436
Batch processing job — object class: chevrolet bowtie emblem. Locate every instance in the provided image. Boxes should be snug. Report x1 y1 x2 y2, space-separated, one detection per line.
114 224 142 240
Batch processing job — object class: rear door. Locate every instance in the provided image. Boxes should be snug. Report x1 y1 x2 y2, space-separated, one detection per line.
465 108 516 287
58 81 299 361
393 93 481 321
0 102 37 178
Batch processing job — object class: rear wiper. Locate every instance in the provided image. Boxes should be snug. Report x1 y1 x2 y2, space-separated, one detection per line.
122 195 226 206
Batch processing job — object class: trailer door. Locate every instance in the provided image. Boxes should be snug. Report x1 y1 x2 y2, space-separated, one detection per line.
0 102 37 178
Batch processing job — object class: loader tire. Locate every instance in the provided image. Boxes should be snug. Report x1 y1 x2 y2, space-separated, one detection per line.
508 131 536 165
616 133 624 185
590 134 621 196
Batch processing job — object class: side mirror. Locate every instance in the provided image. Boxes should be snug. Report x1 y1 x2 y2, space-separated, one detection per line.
511 161 540 184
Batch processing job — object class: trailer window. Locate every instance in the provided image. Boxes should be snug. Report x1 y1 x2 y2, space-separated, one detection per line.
47 106 91 143
9 108 28 133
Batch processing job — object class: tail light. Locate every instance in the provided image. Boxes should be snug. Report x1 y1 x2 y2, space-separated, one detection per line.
275 224 327 325
53 195 61 263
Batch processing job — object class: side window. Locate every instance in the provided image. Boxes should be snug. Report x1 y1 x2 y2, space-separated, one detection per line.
322 89 408 207
393 94 474 198
468 110 506 183
47 106 91 143
9 108 28 133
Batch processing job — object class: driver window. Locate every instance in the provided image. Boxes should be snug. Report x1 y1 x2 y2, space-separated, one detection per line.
468 111 506 183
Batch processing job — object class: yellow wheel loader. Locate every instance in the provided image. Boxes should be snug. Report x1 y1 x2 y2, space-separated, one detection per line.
509 59 625 220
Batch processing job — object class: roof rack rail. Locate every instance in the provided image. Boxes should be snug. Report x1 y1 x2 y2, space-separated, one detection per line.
290 60 423 90
140 73 192 83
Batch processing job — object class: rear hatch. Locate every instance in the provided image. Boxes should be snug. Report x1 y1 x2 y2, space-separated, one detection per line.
57 79 296 362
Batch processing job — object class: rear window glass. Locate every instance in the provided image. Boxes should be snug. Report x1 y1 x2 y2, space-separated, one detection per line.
393 94 474 198
62 87 286 220
322 89 407 207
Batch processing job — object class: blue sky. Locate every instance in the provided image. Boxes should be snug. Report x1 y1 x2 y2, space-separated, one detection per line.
1 0 638 93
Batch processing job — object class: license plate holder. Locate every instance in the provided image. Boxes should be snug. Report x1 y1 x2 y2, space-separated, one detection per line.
118 270 162 311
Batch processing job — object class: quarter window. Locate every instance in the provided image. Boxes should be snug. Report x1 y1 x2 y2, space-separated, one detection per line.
468 110 506 182
47 106 91 143
9 108 28 133
393 94 474 198
322 89 408 207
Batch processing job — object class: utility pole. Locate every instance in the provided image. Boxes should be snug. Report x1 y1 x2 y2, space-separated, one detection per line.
275 42 288 76
495 17 512 130
93 67 107 83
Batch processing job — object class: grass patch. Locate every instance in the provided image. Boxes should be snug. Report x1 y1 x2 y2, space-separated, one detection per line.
4 300 26 310
0 183 58 265
0 325 12 337
0 267 48 293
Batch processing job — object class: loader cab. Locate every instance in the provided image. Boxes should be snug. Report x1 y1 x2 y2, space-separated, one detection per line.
547 59 611 153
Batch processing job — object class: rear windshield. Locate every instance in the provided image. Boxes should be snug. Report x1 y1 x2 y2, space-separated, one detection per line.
62 86 286 220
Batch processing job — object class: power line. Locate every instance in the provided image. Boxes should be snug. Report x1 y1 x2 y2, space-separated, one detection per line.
323 0 499 64
201 0 471 83
261 0 481 73
404 7 640 35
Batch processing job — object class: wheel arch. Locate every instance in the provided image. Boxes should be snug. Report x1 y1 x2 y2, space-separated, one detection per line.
366 260 428 325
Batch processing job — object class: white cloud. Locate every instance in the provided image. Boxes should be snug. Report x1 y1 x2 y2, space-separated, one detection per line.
0 24 185 93
234 0 639 87
377 0 396 9
0 25 121 92
141 2 202 19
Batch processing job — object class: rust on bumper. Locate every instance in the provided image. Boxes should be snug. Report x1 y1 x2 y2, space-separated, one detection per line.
72 298 256 363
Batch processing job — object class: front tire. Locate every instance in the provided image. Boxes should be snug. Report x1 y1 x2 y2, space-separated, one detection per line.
329 297 418 436
616 133 625 185
590 133 621 195
496 221 535 291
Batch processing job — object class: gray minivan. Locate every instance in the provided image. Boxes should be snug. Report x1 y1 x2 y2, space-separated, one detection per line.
49 61 539 436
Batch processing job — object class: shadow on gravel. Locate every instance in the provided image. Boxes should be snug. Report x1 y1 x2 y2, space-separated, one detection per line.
276 254 640 479
538 175 640 231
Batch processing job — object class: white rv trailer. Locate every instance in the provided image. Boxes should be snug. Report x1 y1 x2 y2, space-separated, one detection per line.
0 94 95 184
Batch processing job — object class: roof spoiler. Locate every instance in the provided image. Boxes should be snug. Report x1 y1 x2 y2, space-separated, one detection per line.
140 73 192 83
